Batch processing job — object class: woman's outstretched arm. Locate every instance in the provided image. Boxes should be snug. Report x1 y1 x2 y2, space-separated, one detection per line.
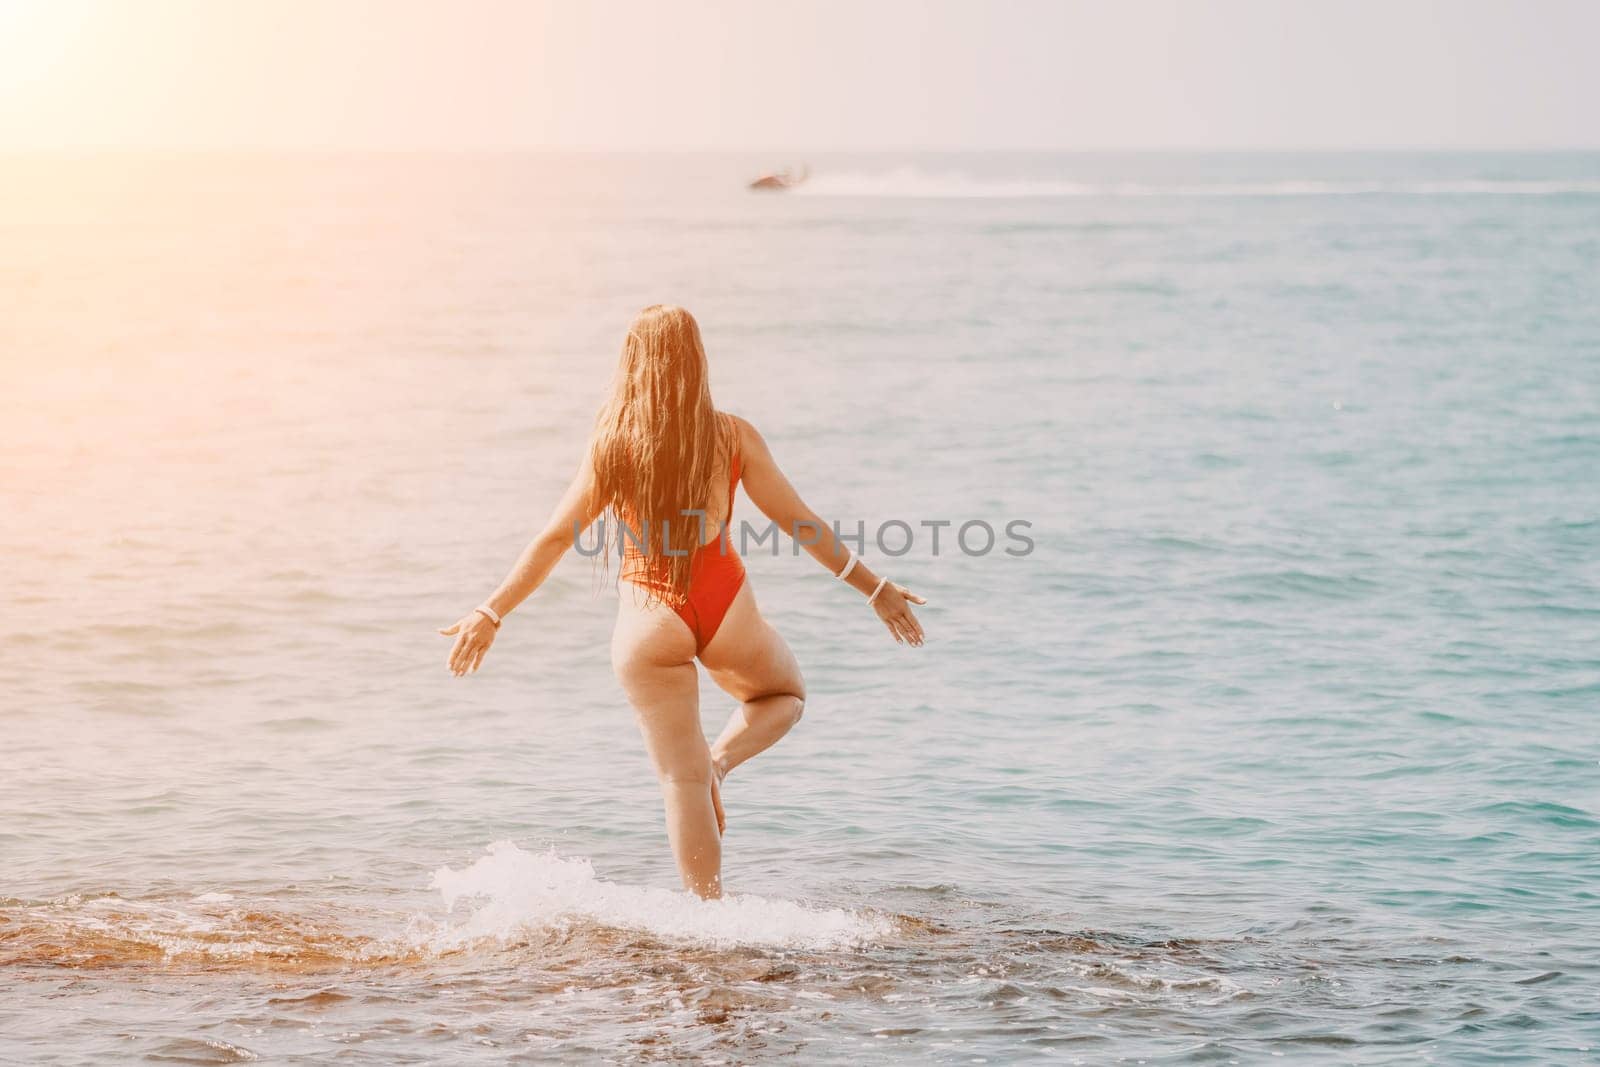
732 415 927 646
438 454 602 675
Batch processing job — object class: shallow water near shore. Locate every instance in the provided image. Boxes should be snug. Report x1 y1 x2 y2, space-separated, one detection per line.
4 151 1600 1063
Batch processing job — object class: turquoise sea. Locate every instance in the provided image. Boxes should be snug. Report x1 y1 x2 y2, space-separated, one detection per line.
3 152 1599 1063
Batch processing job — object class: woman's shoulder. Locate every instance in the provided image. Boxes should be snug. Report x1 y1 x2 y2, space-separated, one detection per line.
720 411 757 446
718 413 774 471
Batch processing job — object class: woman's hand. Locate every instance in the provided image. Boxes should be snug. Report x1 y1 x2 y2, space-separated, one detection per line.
438 612 498 676
872 584 927 647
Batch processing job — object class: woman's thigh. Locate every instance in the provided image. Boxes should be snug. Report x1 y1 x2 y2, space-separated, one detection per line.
698 580 806 704
612 592 707 777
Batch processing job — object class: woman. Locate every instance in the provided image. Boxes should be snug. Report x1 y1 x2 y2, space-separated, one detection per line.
438 305 926 899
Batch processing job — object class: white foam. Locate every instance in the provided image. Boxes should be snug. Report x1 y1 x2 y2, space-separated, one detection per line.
792 168 1600 200
426 841 892 951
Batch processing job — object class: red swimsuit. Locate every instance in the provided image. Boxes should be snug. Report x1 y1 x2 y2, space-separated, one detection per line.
619 437 746 653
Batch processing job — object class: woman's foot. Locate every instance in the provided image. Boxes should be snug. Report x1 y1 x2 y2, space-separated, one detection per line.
710 756 728 836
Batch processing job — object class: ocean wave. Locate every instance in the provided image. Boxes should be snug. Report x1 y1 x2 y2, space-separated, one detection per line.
0 893 399 969
792 168 1600 199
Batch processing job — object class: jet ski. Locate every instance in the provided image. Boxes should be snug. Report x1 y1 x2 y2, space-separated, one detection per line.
749 165 809 191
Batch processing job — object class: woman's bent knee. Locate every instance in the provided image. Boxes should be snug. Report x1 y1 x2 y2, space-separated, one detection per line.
773 692 804 725
764 691 804 726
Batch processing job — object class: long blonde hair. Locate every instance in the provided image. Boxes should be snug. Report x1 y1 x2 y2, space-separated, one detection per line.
591 305 732 604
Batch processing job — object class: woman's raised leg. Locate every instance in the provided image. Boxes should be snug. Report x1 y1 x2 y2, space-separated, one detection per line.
700 581 807 788
612 600 722 898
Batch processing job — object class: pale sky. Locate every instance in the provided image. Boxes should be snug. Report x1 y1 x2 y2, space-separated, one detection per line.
0 0 1594 151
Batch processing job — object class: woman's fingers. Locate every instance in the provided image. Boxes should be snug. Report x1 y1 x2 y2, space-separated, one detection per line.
451 633 474 674
444 629 495 675
892 606 923 646
878 607 925 646
438 623 460 636
872 589 927 646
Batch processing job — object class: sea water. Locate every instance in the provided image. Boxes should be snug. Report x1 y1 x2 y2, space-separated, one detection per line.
3 152 1599 1063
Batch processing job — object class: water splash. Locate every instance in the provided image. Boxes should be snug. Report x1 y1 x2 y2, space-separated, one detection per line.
427 841 893 952
0 843 892 970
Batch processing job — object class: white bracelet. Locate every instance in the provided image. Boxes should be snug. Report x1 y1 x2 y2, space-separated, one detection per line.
474 604 502 628
834 550 858 582
866 576 889 605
